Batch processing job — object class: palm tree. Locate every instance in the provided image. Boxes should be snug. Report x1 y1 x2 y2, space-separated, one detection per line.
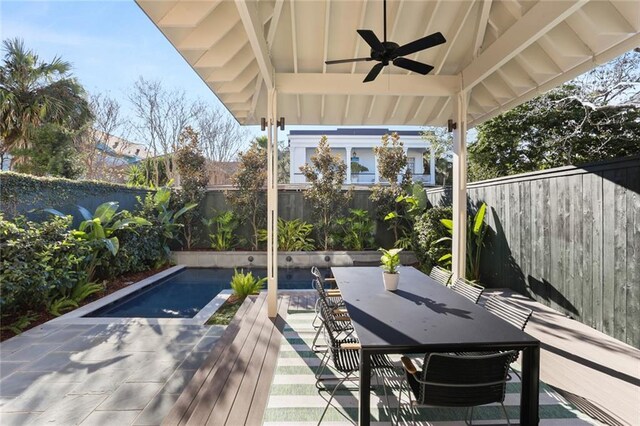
0 38 91 167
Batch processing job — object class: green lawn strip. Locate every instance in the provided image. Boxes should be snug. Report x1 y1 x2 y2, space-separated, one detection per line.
205 298 244 325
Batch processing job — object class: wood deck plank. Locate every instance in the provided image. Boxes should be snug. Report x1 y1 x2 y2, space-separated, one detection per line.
161 296 256 426
205 296 282 426
185 294 268 426
227 296 289 426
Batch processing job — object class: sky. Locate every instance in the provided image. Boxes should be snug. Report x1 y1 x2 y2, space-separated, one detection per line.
0 0 446 149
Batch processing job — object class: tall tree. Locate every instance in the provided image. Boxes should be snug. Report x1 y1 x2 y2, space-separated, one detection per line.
0 38 91 168
195 108 248 162
421 128 453 186
300 136 351 250
469 51 640 181
128 77 204 186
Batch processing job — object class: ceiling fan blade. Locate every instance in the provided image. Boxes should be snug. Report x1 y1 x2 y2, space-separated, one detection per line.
363 63 385 83
325 57 372 65
395 32 446 57
393 57 434 75
357 29 384 52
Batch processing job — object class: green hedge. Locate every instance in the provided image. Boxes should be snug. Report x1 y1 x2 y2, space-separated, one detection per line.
0 171 150 219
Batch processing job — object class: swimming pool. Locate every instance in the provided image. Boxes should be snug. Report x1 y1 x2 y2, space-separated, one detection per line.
85 267 327 319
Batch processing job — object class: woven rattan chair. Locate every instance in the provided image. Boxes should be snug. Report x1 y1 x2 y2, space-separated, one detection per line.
317 300 395 425
398 351 517 425
450 277 485 304
429 266 453 286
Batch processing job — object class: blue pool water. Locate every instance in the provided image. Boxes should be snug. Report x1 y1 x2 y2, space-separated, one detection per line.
85 268 328 318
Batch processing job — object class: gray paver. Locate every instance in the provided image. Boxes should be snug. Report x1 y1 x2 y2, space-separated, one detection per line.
96 382 163 411
206 325 226 336
36 328 85 344
56 334 109 352
126 362 179 384
21 352 73 372
0 381 77 412
0 336 41 354
133 393 180 425
0 371 48 396
19 324 66 339
29 393 106 425
0 412 41 425
177 350 209 370
0 362 26 380
1 343 63 362
69 368 135 395
159 369 196 395
79 409 141 426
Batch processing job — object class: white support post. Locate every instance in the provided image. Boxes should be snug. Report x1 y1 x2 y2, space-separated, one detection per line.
346 147 352 184
451 91 468 281
267 88 278 318
430 147 436 185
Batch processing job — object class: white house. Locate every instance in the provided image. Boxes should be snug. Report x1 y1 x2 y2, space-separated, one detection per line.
288 128 435 185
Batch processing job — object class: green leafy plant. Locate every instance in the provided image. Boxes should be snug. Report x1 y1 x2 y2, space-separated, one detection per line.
0 313 38 335
436 203 488 281
138 185 197 255
258 218 315 251
204 210 240 251
334 209 375 250
379 248 403 274
45 201 151 281
230 269 267 300
386 183 429 250
413 206 452 273
47 297 78 317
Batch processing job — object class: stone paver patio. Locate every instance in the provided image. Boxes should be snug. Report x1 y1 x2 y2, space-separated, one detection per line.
0 320 224 425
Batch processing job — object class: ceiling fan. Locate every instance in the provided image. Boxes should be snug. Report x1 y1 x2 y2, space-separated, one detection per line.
325 0 446 83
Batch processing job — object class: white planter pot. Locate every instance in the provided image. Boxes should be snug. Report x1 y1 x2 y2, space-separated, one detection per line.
382 272 399 291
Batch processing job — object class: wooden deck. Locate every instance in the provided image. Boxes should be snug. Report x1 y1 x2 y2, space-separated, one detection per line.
161 292 289 426
162 289 638 426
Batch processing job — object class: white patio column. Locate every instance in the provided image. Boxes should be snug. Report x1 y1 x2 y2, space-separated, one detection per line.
451 91 468 281
430 147 436 185
374 152 379 183
346 147 352 184
267 88 279 318
403 147 409 183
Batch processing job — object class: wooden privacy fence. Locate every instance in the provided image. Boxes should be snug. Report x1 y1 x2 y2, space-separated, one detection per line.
426 156 640 348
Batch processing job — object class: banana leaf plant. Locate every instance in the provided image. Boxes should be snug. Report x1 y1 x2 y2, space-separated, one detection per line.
436 203 488 282
149 186 198 254
45 202 151 281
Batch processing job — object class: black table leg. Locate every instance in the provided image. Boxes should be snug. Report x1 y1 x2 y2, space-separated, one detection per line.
359 348 371 425
521 344 540 425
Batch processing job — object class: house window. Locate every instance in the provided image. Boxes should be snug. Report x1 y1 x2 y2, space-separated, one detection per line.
407 157 416 174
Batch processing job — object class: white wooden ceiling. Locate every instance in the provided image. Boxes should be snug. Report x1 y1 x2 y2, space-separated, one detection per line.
136 0 640 127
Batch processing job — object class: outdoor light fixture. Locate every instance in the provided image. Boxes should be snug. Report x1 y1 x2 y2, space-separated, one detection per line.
351 150 357 158
447 119 457 133
260 117 285 131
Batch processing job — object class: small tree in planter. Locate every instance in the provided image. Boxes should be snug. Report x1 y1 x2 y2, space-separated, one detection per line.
300 136 351 250
227 139 267 250
370 132 412 243
174 126 209 249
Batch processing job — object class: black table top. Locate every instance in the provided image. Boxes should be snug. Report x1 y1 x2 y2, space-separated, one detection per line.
331 266 539 352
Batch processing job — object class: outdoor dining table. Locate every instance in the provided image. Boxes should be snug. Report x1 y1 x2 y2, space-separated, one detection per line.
331 266 540 425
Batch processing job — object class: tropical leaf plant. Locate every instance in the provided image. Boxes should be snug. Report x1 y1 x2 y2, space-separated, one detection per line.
0 313 37 335
204 210 240 251
379 247 403 274
335 209 375 250
230 269 267 300
258 218 315 251
436 203 488 282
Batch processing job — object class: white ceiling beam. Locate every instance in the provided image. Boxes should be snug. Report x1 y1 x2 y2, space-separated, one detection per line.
276 73 460 97
473 0 493 58
235 0 274 89
344 0 370 121
321 0 332 119
469 32 640 127
462 0 588 91
159 0 222 28
434 1 475 74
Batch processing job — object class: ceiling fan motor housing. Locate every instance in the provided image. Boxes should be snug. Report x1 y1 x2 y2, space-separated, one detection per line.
371 41 400 65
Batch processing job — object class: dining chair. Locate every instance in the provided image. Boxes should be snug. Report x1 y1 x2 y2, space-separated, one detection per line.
484 295 533 331
317 300 395 425
311 279 351 353
311 267 342 330
429 266 453 286
398 351 517 425
450 277 485 304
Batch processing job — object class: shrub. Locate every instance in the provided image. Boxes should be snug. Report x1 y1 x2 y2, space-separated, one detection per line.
334 209 375 250
0 214 91 315
230 269 266 300
413 206 452 273
204 210 240 251
259 218 315 251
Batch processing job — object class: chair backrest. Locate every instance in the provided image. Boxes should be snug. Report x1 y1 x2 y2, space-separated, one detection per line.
450 277 484 304
484 295 533 331
312 277 326 297
418 352 515 407
429 266 452 286
311 266 322 280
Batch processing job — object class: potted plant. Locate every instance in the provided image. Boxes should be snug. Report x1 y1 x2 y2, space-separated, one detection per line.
379 247 403 291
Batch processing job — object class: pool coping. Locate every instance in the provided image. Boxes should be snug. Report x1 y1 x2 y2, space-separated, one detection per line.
48 265 232 326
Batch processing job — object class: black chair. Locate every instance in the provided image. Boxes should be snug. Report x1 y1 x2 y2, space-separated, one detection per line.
429 266 453 286
311 267 342 330
484 295 533 331
317 300 395 425
450 277 484 304
311 279 351 353
398 351 517 425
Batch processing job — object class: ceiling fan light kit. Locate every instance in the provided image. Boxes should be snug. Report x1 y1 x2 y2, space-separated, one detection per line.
325 0 446 83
